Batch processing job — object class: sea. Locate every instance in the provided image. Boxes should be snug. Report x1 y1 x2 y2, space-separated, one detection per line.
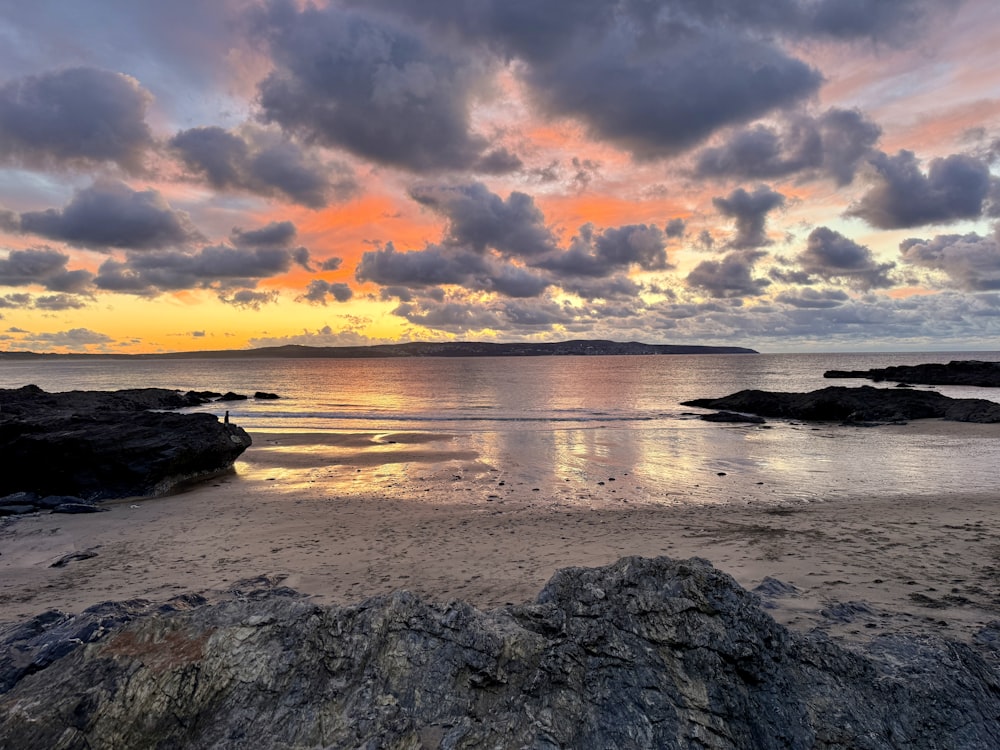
2 351 999 507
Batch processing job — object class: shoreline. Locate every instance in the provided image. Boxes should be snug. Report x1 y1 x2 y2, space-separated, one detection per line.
3 434 999 645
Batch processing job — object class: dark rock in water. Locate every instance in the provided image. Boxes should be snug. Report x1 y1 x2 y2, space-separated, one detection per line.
700 410 766 424
0 385 252 501
825 360 1000 387
185 390 222 400
1 556 999 749
682 385 1000 424
0 504 35 517
218 391 248 401
253 391 280 400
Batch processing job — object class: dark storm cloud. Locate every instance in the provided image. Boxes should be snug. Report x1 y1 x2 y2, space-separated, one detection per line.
409 182 556 259
796 227 895 290
254 0 492 172
712 185 786 248
230 221 297 248
299 279 354 305
847 150 997 229
94 244 310 295
686 250 771 298
900 227 1000 291
0 67 153 173
533 223 670 277
0 247 94 292
774 288 850 309
695 108 881 185
18 180 201 250
171 127 357 209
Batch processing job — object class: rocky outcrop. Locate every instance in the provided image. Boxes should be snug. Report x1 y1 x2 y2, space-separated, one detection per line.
682 385 1000 424
0 385 251 502
825 360 1000 387
1 557 999 749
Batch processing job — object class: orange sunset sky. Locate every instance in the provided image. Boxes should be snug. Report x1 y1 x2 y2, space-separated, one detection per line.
1 0 999 353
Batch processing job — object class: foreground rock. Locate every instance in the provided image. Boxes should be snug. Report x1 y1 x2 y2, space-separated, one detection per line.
1 557 999 749
0 385 251 502
825 360 1000 387
682 385 1000 424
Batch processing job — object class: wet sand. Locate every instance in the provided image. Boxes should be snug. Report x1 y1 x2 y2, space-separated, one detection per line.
2 427 999 645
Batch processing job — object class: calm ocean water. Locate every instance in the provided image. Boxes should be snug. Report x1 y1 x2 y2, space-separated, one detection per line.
2 352 999 506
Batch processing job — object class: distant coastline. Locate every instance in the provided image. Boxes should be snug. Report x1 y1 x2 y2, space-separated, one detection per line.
0 339 758 360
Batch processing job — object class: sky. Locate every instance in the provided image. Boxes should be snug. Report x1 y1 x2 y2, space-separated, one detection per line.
0 0 999 354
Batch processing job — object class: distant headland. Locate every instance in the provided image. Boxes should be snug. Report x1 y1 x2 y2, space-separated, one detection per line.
0 339 758 359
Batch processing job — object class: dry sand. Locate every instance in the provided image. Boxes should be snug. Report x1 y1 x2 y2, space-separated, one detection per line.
2 427 999 646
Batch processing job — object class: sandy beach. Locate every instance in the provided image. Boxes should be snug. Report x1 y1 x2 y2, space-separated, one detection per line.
2 423 999 646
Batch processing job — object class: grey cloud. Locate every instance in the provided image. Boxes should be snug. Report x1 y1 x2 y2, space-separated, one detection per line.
524 30 821 160
796 227 895 290
392 301 504 332
18 180 201 250
0 247 94 292
28 328 114 347
473 148 523 175
171 126 357 208
848 150 997 229
255 1 491 172
356 242 549 298
356 243 483 289
32 293 89 310
299 280 354 305
900 227 1000 291
218 289 279 310
320 257 344 272
807 0 941 41
774 288 850 309
713 185 786 248
231 221 297 248
335 0 955 161
0 294 31 308
558 274 642 302
534 223 670 277
686 250 771 298
410 182 555 259
695 108 881 185
665 219 687 238
94 244 308 294
0 67 152 172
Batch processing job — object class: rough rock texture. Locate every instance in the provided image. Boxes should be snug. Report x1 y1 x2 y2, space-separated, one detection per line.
825 360 1000 387
0 385 252 501
681 385 1000 424
2 557 999 749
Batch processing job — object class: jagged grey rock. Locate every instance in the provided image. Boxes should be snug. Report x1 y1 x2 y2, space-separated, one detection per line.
1 557 998 749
